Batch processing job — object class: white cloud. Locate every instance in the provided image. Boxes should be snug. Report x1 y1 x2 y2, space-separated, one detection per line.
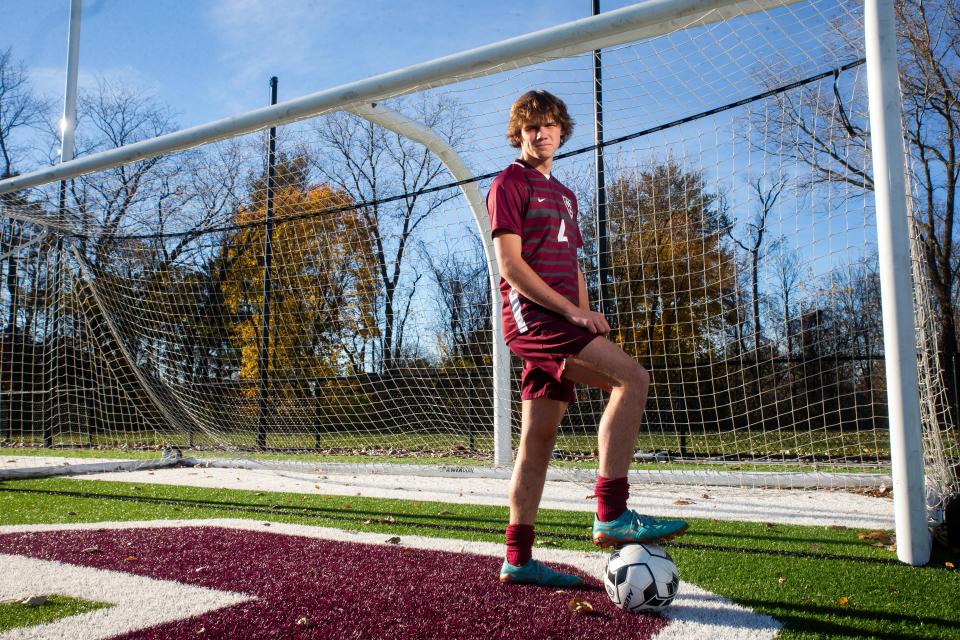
205 0 344 87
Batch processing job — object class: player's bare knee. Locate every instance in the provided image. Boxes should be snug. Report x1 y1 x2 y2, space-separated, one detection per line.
623 362 649 395
519 428 556 455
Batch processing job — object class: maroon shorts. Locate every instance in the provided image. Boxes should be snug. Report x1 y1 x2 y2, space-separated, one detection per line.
506 319 602 403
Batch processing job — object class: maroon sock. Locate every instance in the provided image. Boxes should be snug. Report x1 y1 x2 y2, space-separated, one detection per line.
595 475 629 522
505 524 535 566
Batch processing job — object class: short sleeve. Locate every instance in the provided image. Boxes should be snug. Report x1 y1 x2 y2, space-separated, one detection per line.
487 176 527 238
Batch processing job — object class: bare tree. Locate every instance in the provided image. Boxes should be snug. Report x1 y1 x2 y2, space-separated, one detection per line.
756 1 960 426
0 49 49 340
0 47 48 180
64 77 178 266
726 176 787 352
312 97 464 371
425 233 491 367
767 241 805 358
897 0 960 416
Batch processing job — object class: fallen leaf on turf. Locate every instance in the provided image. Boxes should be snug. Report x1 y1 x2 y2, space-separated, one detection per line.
81 546 99 554
778 577 786 584
701 493 711 499
946 562 955 569
567 597 594 614
437 510 451 515
886 544 897 552
125 556 137 562
673 500 692 506
536 540 558 546
858 531 889 541
385 536 401 544
810 544 820 551
22 595 48 607
296 617 309 626
838 597 849 606
362 520 372 525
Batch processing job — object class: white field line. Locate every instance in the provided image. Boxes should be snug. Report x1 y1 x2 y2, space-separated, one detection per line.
0 519 780 640
0 551 251 640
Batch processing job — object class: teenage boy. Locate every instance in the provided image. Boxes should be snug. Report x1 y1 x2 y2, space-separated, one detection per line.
488 90 689 587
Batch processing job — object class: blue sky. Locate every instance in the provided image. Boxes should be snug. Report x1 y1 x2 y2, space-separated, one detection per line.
1 0 637 131
0 0 876 278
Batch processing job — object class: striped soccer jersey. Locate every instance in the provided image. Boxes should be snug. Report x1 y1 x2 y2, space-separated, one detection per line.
487 158 584 343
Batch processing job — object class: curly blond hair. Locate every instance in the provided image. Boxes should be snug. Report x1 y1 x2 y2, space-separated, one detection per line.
506 90 574 149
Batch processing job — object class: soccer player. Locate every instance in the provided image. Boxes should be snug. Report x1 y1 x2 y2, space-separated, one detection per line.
488 90 689 587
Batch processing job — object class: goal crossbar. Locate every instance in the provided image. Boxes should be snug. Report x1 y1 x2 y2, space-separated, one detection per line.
0 0 795 197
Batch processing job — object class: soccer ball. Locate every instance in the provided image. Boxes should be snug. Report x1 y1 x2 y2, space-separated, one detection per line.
603 543 680 613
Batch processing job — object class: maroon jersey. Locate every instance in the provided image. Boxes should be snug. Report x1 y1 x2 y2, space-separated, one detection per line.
487 159 584 343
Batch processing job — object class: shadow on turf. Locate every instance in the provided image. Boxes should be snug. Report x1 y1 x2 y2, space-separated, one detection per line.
731 596 957 640
5 484 957 571
0 485 545 538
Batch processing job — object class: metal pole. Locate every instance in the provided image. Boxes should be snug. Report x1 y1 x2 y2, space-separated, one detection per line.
346 102 513 467
864 0 930 566
256 76 278 451
593 0 612 323
46 0 82 448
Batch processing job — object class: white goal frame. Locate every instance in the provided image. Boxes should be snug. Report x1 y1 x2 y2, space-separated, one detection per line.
0 0 930 565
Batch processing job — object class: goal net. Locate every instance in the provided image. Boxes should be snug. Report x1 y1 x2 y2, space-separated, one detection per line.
1 0 957 512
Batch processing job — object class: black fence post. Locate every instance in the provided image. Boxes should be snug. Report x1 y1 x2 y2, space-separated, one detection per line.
256 76 278 451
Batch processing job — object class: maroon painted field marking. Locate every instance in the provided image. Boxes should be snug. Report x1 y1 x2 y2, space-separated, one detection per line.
0 526 672 639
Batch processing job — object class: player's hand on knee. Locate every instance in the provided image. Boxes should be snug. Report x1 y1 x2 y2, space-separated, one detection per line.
566 309 610 335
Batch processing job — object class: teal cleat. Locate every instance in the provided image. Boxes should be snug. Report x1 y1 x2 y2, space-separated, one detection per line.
592 510 689 548
498 559 583 587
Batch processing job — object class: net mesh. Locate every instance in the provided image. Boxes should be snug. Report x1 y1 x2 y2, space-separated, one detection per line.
1 0 958 502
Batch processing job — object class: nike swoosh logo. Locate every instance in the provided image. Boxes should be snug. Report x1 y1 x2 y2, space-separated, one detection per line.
536 197 547 202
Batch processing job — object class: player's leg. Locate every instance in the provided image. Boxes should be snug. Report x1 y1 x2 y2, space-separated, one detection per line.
563 338 647 479
507 397 566 527
500 369 582 587
563 337 689 546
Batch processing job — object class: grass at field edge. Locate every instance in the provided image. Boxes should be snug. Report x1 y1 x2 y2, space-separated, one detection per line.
0 594 112 633
0 477 957 640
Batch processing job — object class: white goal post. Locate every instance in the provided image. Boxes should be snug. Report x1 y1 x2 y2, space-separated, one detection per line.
0 0 950 566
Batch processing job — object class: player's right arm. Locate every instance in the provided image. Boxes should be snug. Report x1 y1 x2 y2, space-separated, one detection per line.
493 232 609 335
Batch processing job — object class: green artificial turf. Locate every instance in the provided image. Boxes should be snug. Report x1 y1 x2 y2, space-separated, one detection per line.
1 477 957 640
0 594 112 633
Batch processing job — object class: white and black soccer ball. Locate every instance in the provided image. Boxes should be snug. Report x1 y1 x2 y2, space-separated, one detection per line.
603 543 680 613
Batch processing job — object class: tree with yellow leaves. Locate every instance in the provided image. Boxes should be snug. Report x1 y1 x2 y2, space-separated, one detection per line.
606 158 740 368
221 156 379 409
